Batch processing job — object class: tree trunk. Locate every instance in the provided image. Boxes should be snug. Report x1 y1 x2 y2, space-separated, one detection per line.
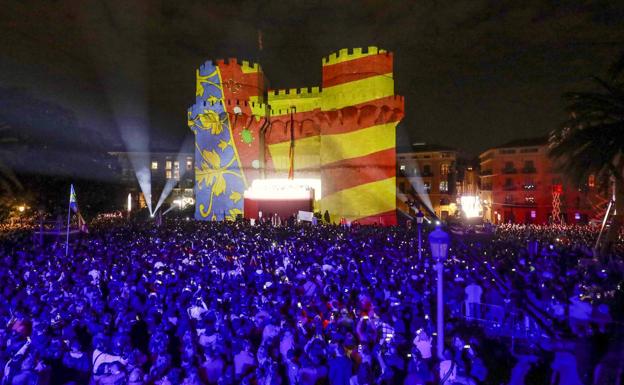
601 178 624 258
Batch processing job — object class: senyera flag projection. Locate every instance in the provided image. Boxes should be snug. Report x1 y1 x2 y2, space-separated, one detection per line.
188 47 404 224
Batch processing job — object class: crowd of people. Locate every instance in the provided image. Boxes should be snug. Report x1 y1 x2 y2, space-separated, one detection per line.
0 219 621 385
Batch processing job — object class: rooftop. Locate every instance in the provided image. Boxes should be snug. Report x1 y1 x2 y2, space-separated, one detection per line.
494 136 548 149
397 143 457 154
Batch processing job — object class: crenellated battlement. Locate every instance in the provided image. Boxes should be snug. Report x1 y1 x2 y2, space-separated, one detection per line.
267 86 321 99
322 46 390 66
198 58 262 74
195 97 269 111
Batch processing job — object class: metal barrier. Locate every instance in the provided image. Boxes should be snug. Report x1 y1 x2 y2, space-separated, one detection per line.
460 301 545 340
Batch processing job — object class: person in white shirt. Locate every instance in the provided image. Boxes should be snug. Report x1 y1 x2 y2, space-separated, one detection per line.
413 330 432 360
438 350 457 384
464 280 483 318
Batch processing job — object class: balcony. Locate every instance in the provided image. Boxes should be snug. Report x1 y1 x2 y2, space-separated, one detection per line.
502 167 518 174
522 167 537 174
503 184 517 191
480 169 493 176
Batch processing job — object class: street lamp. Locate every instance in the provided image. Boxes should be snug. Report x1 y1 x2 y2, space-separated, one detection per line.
429 224 450 359
416 210 424 261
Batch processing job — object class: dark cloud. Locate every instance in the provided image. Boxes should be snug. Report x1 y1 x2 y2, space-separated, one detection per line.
1 0 623 156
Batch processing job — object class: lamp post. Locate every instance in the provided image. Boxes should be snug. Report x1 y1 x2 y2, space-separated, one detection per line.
429 224 450 359
416 210 424 261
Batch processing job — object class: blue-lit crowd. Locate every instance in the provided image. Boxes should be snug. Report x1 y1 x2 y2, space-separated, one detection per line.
0 220 622 385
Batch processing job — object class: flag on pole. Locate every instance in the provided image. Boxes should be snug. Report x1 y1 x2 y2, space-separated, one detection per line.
257 29 263 51
69 184 89 233
69 184 79 213
288 108 295 180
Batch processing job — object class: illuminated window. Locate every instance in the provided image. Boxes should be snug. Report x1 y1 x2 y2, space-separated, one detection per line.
186 157 193 170
166 170 172 179
400 164 406 171
151 161 158 170
165 160 172 170
173 161 180 180
439 181 448 192
588 174 595 188
440 163 450 176
424 182 431 192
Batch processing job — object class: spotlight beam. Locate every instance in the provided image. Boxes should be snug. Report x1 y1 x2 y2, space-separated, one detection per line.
153 136 194 214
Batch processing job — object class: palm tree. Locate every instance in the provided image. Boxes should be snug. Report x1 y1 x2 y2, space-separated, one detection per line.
549 53 624 255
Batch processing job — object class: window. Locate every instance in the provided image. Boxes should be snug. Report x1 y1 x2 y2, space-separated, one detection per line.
166 170 172 179
520 148 539 153
503 161 516 173
400 164 406 171
440 163 450 176
173 161 180 180
151 161 158 170
588 174 595 188
504 178 514 190
439 180 448 192
500 149 516 154
422 165 432 176
165 160 172 170
523 160 536 173
525 195 535 204
423 182 431 192
186 157 193 170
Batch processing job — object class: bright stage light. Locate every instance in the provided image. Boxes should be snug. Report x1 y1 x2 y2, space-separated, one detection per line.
244 179 320 201
460 196 482 218
173 197 195 209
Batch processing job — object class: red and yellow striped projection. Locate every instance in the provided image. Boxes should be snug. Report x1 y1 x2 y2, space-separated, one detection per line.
190 47 403 224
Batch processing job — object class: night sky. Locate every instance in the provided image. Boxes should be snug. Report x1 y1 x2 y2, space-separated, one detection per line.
1 0 623 158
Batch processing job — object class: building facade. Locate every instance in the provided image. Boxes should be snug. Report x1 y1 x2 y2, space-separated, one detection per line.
188 47 404 224
479 137 595 224
109 151 195 210
397 144 458 219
